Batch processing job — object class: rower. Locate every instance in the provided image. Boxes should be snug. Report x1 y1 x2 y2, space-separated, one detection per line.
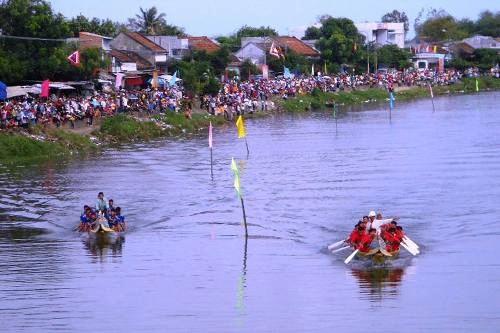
115 207 126 232
78 205 93 232
380 224 402 252
357 228 377 253
347 222 365 248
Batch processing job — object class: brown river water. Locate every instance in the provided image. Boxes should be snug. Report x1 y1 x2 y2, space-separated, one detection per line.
1 92 499 332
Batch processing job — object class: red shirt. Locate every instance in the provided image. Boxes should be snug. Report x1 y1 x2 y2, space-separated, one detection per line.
348 230 363 247
358 234 375 253
381 229 401 252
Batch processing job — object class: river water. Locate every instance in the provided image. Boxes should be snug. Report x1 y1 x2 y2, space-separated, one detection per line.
1 92 499 332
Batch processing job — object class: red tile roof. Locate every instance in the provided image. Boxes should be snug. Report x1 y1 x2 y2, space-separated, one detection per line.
109 49 153 70
123 32 165 53
187 36 221 53
274 36 319 57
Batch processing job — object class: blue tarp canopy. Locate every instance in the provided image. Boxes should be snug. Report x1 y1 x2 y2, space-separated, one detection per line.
0 81 6 100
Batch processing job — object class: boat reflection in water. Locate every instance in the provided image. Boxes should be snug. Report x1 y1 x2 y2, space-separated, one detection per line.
81 232 125 258
350 266 407 301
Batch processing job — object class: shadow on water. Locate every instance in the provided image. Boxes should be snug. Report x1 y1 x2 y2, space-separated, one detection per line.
80 233 126 258
348 256 414 301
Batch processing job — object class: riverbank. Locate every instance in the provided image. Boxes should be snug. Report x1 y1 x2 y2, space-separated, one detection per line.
1 76 498 163
279 76 500 112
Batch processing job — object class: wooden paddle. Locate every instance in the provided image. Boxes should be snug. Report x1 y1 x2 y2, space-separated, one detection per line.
344 249 359 264
331 245 351 254
403 235 419 249
327 239 347 251
400 241 419 256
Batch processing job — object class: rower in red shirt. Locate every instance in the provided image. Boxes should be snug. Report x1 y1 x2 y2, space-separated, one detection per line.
357 228 377 253
347 222 365 249
380 226 402 252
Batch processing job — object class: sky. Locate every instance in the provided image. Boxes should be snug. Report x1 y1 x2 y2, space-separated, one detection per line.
48 0 497 38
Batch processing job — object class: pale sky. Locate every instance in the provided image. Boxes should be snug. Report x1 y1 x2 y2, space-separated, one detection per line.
48 0 497 38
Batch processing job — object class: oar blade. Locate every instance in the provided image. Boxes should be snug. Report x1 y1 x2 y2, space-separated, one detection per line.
400 241 419 256
331 245 351 254
344 249 359 264
327 240 346 250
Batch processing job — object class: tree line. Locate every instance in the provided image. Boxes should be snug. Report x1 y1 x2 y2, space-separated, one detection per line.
0 0 498 95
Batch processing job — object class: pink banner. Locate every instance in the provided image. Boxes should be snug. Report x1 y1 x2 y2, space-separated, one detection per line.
115 73 124 90
40 79 49 98
438 58 444 73
261 65 269 80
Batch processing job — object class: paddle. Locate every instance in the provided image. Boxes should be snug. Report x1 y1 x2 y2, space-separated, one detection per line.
400 241 419 256
327 239 347 251
344 249 359 264
403 235 419 249
331 245 351 254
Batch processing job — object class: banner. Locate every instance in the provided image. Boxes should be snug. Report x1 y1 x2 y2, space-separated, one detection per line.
261 64 269 80
231 158 241 198
40 80 50 98
236 115 246 138
115 73 124 90
208 122 213 148
438 58 444 73
0 81 6 100
67 50 80 66
151 69 158 89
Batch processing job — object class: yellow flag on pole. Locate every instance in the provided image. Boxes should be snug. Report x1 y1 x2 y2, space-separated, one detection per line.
236 115 246 138
231 158 241 198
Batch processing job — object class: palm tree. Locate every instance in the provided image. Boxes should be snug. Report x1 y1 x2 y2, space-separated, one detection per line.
136 6 166 35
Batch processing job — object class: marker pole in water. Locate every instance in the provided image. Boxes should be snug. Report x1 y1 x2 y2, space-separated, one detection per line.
231 158 248 237
333 102 338 132
209 122 214 179
429 83 435 112
240 196 248 237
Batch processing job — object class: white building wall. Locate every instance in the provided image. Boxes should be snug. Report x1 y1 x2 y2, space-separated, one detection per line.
355 22 405 48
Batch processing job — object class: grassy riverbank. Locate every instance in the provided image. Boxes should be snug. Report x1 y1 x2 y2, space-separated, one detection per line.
2 76 498 163
0 126 97 163
279 77 500 112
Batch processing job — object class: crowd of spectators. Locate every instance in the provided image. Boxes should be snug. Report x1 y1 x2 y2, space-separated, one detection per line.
0 66 496 130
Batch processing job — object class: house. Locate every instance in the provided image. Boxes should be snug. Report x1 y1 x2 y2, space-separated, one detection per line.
234 40 268 65
355 22 405 48
110 31 167 71
146 35 190 60
235 36 320 65
109 49 153 72
273 36 320 58
463 35 500 51
186 36 221 53
79 31 112 52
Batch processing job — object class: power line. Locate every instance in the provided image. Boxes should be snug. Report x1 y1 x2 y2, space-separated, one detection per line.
0 34 70 42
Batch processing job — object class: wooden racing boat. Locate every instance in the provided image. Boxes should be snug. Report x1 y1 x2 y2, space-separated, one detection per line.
356 247 400 265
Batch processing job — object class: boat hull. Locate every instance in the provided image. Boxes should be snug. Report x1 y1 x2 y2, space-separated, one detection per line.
357 248 399 265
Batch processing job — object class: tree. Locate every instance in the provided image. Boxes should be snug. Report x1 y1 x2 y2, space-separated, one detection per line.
375 45 412 70
417 15 469 42
137 6 165 35
67 15 120 37
381 10 409 34
303 26 322 40
475 10 500 37
307 17 360 68
473 48 500 71
239 59 258 81
217 25 278 51
235 25 278 38
414 8 449 37
0 0 70 38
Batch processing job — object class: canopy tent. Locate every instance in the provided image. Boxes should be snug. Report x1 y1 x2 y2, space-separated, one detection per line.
6 85 40 99
0 81 6 100
147 74 182 87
